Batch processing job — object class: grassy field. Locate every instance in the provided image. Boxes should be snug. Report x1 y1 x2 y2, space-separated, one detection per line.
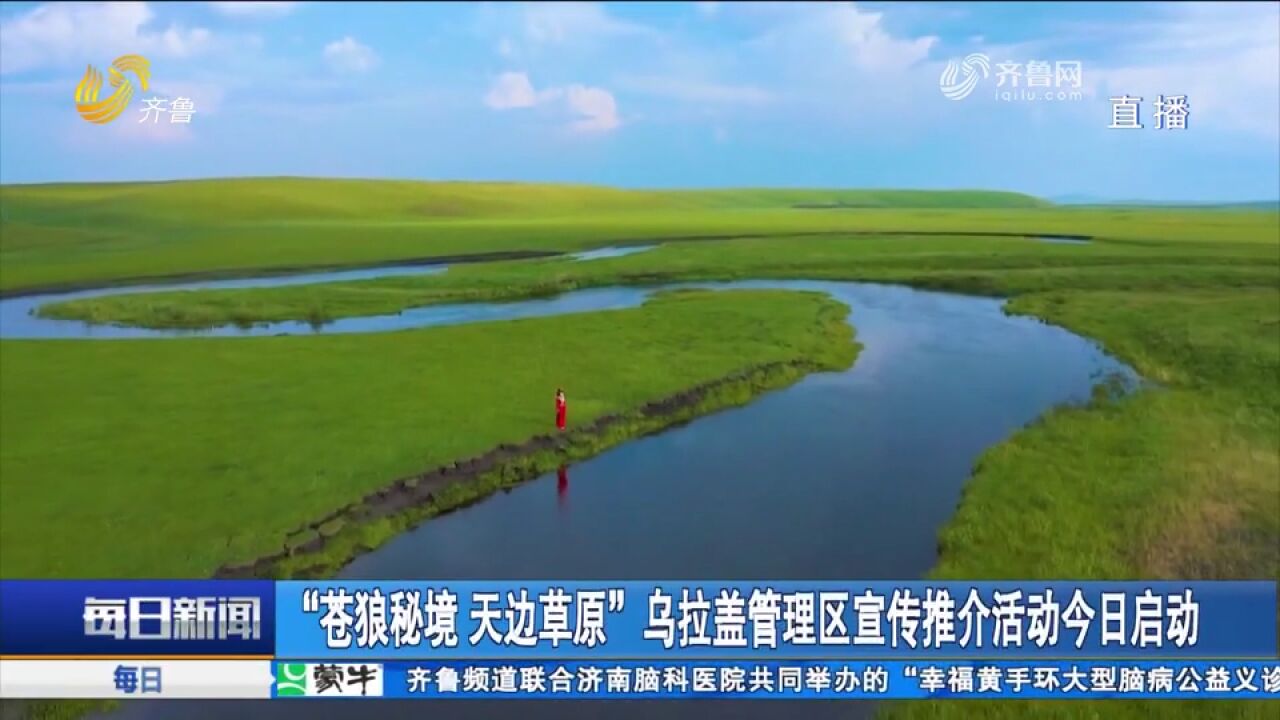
5 177 1273 296
0 178 1050 292
37 231 1278 328
0 178 1277 719
0 288 855 577
929 289 1279 578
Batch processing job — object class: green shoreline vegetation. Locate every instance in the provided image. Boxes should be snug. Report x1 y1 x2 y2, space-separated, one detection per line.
34 231 1278 330
0 288 855 578
0 179 1277 720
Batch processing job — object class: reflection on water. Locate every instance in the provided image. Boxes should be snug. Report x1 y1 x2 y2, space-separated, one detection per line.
557 465 570 510
1036 236 1091 245
569 245 656 261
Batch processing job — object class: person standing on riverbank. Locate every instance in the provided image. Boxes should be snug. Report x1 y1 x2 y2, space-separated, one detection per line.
555 389 567 431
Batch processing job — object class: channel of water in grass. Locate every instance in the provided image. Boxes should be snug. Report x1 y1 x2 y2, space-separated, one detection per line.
1037 235 1092 245
14 255 1132 720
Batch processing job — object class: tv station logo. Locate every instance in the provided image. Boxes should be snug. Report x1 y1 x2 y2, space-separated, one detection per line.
74 54 198 125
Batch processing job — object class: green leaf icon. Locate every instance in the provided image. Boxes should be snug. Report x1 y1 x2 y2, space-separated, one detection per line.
275 663 308 697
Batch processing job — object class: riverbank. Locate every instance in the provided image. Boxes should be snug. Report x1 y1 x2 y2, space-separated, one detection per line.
0 250 562 301
878 288 1279 720
0 289 855 578
220 354 854 580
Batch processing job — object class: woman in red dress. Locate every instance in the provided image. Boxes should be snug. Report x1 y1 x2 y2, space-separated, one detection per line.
555 389 567 431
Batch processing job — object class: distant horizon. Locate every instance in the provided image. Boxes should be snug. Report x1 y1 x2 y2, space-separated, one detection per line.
0 174 1276 207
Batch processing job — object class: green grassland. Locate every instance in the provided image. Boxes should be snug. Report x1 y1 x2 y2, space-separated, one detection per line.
0 178 1277 720
0 178 1047 292
37 231 1278 329
5 176 1272 295
0 289 855 577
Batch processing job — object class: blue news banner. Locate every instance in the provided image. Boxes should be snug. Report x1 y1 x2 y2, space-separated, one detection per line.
0 580 1277 700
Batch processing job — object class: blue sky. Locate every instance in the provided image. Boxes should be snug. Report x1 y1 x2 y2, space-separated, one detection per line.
1 1 1277 201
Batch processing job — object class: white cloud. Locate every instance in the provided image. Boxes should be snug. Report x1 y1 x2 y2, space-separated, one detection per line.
484 71 542 109
908 3 1279 142
564 84 619 132
148 79 225 114
620 76 772 105
522 2 655 46
747 2 938 73
483 71 619 133
1072 3 1279 140
478 3 662 63
61 109 194 151
112 112 196 143
207 2 299 18
323 36 377 73
829 4 937 71
0 2 214 75
695 2 721 18
673 1 945 136
1091 50 1278 140
476 3 936 136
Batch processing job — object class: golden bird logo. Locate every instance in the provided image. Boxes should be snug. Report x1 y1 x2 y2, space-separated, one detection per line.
75 55 151 124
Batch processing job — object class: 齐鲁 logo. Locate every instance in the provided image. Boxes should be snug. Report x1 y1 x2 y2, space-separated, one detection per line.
75 54 151 124
939 53 990 101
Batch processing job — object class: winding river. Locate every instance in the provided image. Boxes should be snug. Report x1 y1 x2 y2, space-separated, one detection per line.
4 248 1136 720
0 246 665 339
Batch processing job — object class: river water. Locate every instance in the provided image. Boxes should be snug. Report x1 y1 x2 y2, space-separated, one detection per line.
8 262 1134 720
0 250 662 339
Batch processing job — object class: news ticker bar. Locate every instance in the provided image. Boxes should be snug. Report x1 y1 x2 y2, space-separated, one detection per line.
1 580 1276 659
3 660 1278 700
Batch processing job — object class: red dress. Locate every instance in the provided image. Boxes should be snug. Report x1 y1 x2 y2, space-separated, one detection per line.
556 396 567 431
